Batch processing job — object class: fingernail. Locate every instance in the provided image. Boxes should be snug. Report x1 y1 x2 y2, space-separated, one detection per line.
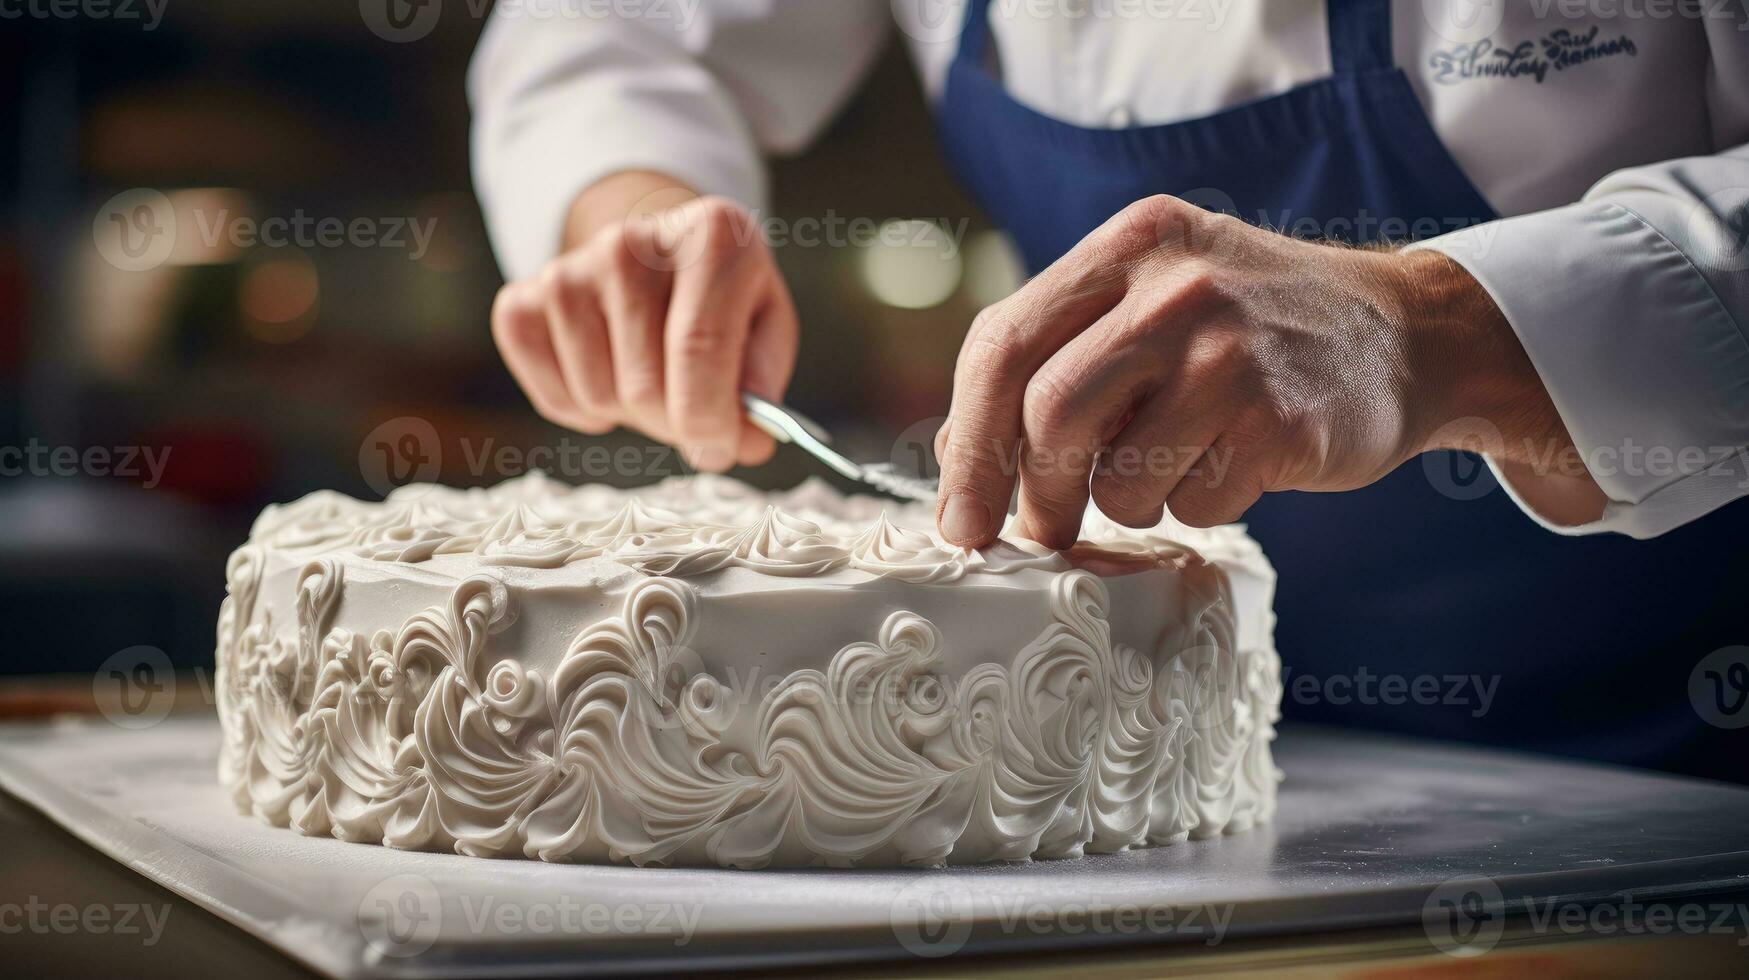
939 493 991 546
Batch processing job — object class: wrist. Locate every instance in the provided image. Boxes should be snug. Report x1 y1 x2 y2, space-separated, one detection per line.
564 171 698 251
1390 249 1554 460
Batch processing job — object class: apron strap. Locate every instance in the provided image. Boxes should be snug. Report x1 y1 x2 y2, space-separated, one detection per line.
1328 0 1395 73
955 0 995 66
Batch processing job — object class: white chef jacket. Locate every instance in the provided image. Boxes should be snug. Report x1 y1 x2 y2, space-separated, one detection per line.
468 0 1749 540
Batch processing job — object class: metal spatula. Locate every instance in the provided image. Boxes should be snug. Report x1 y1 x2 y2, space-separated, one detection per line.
741 392 939 504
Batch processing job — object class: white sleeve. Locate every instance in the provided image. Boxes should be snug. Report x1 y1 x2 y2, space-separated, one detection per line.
467 0 890 281
1408 14 1749 540
1413 144 1749 540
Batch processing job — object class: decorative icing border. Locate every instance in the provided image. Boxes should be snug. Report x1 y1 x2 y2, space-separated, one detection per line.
242 472 1266 585
217 550 1281 869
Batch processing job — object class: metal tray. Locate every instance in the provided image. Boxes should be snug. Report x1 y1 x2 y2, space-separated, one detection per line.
2 716 1746 978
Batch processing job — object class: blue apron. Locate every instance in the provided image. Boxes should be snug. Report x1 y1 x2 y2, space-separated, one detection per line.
935 0 1749 781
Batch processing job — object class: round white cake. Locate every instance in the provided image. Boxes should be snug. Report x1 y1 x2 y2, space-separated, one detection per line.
216 472 1281 869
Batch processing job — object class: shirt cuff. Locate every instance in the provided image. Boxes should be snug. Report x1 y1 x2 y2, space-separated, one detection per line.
472 95 767 282
1408 202 1749 539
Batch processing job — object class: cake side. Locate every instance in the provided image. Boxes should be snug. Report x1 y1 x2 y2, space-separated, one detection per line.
216 473 1281 868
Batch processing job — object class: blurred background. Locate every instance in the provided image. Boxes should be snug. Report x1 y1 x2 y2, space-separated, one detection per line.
0 6 1020 677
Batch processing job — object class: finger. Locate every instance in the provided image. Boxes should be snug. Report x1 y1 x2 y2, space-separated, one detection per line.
1090 386 1227 528
1011 310 1163 549
491 280 588 428
1166 435 1265 528
937 202 1159 547
664 202 768 472
540 259 617 435
597 220 674 443
735 286 800 467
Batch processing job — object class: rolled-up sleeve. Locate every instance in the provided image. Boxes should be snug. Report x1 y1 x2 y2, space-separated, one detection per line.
468 0 890 281
1412 145 1749 540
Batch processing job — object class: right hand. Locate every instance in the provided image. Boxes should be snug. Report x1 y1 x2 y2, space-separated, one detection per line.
490 174 800 472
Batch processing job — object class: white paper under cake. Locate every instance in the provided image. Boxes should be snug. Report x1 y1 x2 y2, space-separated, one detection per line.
216 473 1281 868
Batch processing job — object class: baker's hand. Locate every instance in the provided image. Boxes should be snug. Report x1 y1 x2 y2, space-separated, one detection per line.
490 172 799 472
935 194 1601 548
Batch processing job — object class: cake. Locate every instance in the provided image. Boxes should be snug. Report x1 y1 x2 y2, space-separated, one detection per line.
215 472 1282 868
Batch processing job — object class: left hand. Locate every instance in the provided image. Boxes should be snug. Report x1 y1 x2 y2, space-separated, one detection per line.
934 194 1598 549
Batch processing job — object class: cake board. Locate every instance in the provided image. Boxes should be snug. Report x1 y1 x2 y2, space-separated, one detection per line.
3 715 1747 978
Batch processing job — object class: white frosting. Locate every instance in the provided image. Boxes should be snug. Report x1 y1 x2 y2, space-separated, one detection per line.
217 473 1282 868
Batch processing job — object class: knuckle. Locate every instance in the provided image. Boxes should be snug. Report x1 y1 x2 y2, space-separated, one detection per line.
1020 370 1080 443
618 371 664 412
1091 473 1162 524
1165 258 1229 311
673 318 734 362
962 309 1025 375
590 219 630 258
1237 394 1297 442
693 198 748 249
1202 332 1260 385
1120 194 1175 228
1169 484 1236 528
